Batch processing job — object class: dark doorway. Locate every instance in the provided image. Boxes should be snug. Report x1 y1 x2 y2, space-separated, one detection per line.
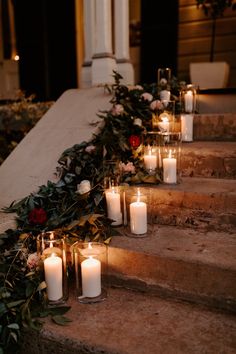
140 0 179 84
13 0 77 101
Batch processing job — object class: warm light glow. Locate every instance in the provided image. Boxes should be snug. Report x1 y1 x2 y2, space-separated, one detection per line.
14 55 20 61
168 149 172 159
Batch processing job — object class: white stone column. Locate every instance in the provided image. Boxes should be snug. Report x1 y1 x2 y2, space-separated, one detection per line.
91 0 117 86
80 0 95 88
114 0 134 85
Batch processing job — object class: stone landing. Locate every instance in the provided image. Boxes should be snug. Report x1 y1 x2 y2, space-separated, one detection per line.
20 287 236 354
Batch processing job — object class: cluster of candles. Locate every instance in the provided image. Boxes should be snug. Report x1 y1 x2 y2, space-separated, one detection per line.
144 145 177 184
105 187 148 235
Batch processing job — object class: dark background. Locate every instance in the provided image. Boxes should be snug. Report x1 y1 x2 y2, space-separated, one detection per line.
6 0 178 101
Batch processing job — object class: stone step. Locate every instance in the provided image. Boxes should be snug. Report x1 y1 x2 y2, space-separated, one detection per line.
193 113 236 141
108 225 236 313
181 141 236 179
129 177 236 232
21 287 236 354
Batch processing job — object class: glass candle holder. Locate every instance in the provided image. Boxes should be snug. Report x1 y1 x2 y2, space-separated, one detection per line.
105 186 123 226
180 84 197 142
143 145 158 175
73 242 108 304
124 188 152 238
152 100 177 133
37 231 68 305
158 132 181 184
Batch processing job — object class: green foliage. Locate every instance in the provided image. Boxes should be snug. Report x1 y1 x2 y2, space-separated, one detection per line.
0 71 183 352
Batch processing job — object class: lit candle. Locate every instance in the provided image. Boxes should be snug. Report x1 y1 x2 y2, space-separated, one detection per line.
158 113 170 133
181 114 193 142
105 188 122 225
44 254 63 301
144 147 157 171
81 256 101 298
130 191 147 235
163 150 177 184
184 90 193 113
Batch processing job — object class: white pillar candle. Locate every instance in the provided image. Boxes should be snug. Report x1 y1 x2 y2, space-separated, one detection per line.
163 151 177 184
105 188 122 225
144 149 157 171
184 90 193 113
181 114 193 142
44 255 63 301
130 200 147 235
81 257 101 298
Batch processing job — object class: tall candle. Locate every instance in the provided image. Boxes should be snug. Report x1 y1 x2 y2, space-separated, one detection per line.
163 150 177 184
105 188 122 225
44 254 63 301
184 90 193 113
181 114 193 142
81 256 101 298
144 148 157 171
130 198 147 235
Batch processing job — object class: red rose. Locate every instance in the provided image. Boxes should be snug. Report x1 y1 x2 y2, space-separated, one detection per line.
28 208 47 225
129 135 141 148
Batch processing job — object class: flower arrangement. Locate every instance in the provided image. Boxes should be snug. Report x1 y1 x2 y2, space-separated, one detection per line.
0 71 183 352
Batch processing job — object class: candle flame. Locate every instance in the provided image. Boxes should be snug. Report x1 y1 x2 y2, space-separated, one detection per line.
88 242 92 250
168 149 172 158
137 188 141 203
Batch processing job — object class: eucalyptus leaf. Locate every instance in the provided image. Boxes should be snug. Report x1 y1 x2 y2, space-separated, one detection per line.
7 323 20 330
52 315 72 326
7 300 25 308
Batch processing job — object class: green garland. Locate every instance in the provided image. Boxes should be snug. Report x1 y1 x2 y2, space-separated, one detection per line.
0 71 183 353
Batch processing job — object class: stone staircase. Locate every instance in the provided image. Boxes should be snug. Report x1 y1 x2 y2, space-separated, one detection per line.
0 89 235 353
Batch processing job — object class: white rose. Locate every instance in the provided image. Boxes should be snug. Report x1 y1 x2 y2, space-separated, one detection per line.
77 180 91 194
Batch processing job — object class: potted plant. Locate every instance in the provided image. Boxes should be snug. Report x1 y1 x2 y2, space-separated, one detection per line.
190 0 236 89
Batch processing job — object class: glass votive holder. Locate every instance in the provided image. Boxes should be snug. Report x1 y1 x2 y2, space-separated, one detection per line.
73 242 108 304
181 113 194 142
158 132 181 184
105 186 123 226
124 187 152 238
180 84 198 114
143 145 158 175
37 231 68 305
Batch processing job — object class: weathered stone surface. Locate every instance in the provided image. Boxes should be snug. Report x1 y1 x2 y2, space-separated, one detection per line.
0 87 110 208
181 142 236 178
108 225 236 312
193 113 236 141
126 177 236 231
20 287 236 354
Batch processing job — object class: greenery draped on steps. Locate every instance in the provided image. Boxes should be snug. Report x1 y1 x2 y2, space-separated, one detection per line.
0 71 183 353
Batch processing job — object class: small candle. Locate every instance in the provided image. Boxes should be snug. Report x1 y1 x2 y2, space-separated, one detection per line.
144 148 157 171
81 256 101 298
181 114 193 142
44 254 63 301
158 113 170 133
105 188 122 225
163 150 177 184
130 192 147 235
160 90 170 101
184 90 193 113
